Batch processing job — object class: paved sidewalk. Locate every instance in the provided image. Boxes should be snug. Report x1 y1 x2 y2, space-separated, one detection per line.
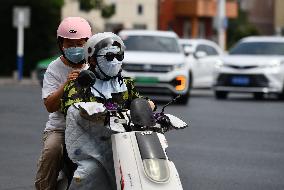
0 77 39 86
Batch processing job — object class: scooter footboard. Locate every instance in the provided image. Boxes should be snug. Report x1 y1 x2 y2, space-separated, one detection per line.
111 132 183 190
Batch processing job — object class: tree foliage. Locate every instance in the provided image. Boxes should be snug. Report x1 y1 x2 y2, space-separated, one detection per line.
79 0 103 11
0 0 115 76
101 4 116 19
227 8 259 49
78 0 115 19
0 0 64 76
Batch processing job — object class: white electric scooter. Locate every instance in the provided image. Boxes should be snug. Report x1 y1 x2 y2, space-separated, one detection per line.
110 97 187 190
57 70 188 190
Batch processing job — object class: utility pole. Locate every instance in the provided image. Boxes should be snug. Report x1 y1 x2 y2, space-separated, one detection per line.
217 0 226 50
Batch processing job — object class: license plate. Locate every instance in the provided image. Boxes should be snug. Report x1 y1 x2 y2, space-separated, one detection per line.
135 77 158 84
231 76 250 85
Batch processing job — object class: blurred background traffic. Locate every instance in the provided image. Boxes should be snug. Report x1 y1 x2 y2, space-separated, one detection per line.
1 0 284 190
1 0 284 101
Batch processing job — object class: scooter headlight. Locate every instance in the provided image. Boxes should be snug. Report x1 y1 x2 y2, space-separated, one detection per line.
143 158 170 183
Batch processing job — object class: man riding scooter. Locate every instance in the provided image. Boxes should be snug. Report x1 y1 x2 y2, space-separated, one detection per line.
35 17 92 190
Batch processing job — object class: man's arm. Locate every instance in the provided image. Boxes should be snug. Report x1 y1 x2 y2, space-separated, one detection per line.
125 78 156 111
44 70 80 113
44 84 65 113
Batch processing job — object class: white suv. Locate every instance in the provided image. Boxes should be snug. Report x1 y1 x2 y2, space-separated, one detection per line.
214 36 284 100
179 39 223 88
119 30 190 104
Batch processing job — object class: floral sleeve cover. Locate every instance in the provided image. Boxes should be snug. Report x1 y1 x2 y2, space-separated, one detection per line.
60 78 142 116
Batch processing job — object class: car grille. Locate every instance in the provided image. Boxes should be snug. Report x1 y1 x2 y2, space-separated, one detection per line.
122 64 173 73
136 86 173 95
135 78 184 95
226 65 258 69
216 74 269 87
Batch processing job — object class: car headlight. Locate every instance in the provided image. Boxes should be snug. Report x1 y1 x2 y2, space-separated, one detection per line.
260 60 281 68
214 60 224 69
174 63 185 69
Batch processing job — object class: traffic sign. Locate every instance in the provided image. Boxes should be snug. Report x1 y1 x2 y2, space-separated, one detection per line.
13 6 30 28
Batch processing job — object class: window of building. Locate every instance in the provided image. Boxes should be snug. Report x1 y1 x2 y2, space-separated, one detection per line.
183 20 192 38
198 20 206 38
133 24 147 30
137 4 143 15
105 23 124 34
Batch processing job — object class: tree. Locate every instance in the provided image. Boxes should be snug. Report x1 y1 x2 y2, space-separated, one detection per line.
78 0 115 19
0 0 114 76
0 0 63 76
227 8 259 49
79 0 103 11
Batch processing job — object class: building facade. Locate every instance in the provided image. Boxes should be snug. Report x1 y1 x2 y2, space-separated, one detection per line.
62 0 158 33
274 0 284 35
240 0 274 35
240 0 284 35
158 0 238 39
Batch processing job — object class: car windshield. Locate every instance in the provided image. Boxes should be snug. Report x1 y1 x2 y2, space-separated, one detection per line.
229 42 284 55
181 44 193 49
122 35 180 53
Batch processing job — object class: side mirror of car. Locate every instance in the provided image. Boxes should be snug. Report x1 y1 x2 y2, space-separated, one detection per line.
183 46 194 56
194 51 207 59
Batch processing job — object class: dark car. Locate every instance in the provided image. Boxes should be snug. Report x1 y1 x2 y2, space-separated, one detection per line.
36 56 58 86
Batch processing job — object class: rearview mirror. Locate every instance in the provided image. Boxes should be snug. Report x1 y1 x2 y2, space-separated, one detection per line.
194 51 207 59
183 46 194 56
165 114 188 129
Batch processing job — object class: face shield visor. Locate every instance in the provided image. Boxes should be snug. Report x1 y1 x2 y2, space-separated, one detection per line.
91 37 125 78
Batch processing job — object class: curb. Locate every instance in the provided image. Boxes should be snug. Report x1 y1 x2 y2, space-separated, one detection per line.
0 78 40 86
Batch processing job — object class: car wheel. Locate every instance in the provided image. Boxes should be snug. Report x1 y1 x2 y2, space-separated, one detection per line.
278 89 284 100
278 93 284 100
174 88 190 105
175 94 189 105
253 92 264 100
189 71 193 89
215 91 228 99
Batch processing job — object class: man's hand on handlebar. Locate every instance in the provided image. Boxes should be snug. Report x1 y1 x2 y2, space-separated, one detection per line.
148 100 156 111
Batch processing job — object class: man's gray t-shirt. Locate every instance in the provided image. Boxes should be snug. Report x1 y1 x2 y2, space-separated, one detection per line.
42 57 87 131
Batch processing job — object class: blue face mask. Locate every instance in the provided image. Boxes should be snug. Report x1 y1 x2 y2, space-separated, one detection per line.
63 47 85 64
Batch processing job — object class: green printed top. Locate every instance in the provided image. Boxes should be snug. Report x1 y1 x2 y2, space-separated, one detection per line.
60 78 142 116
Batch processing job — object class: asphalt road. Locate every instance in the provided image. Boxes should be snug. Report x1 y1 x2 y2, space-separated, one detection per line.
0 84 284 190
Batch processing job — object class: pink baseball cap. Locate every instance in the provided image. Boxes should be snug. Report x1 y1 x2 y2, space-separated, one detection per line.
57 17 92 39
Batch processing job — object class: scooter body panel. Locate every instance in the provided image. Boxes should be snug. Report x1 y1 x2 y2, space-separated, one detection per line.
112 132 143 190
112 131 183 190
